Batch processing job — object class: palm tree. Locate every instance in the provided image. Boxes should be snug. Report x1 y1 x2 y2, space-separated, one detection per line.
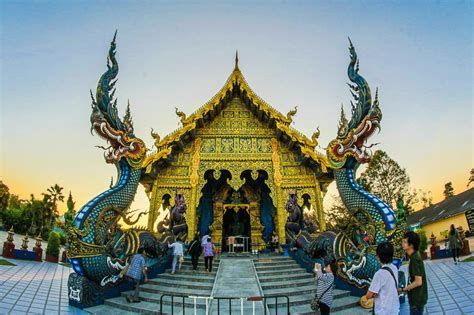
43 184 64 229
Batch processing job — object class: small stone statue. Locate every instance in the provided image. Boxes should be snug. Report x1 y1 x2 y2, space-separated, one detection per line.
21 234 29 250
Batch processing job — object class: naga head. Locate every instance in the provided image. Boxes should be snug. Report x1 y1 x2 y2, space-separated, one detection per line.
90 31 146 165
327 39 382 169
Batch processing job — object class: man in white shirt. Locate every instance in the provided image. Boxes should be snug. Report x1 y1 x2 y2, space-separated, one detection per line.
168 238 184 274
366 242 400 315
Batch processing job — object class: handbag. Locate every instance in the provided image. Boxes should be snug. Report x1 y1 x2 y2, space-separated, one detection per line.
179 255 185 263
311 283 332 313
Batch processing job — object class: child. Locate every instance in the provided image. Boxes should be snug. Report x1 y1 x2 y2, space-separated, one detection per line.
400 231 428 315
125 248 148 303
168 238 184 274
313 261 334 315
366 242 400 315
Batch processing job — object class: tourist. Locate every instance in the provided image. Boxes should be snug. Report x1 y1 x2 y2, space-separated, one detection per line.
203 236 214 272
448 224 462 264
168 238 184 274
311 261 334 315
125 247 148 303
188 234 202 271
400 231 428 315
366 242 400 315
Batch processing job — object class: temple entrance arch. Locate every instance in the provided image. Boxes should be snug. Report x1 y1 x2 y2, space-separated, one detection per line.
197 168 271 251
222 206 250 251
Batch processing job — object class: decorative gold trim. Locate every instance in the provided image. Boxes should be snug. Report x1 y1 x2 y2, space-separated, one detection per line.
271 138 282 187
143 65 331 172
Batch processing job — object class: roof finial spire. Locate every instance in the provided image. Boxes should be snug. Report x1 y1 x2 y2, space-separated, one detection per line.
234 50 239 70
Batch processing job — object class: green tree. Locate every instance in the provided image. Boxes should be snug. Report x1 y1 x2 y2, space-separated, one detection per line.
359 150 414 210
2 207 30 235
443 182 455 199
0 180 10 223
27 194 47 236
324 194 353 231
42 184 64 229
8 194 23 209
416 229 428 254
46 231 61 257
64 192 76 228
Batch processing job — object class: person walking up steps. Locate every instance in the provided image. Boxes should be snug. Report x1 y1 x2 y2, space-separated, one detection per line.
188 234 202 271
202 235 214 273
125 248 148 303
366 242 400 315
400 231 428 315
168 238 184 274
448 224 462 264
311 261 334 315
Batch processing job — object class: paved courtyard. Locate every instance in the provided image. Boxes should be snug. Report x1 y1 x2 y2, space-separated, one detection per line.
399 257 474 315
0 254 473 314
0 259 85 315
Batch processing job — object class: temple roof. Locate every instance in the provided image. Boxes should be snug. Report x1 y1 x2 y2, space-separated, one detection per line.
143 53 331 173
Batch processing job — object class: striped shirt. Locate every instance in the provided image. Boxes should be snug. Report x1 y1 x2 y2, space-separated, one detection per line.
315 270 334 307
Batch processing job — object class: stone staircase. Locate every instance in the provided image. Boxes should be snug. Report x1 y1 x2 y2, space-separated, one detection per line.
86 254 369 314
254 255 365 315
87 257 220 314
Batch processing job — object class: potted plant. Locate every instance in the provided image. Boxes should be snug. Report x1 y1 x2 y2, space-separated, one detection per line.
46 232 60 263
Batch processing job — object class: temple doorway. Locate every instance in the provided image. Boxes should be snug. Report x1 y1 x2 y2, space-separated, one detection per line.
222 207 250 251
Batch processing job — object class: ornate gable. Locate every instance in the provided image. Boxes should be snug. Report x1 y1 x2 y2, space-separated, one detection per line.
142 54 331 175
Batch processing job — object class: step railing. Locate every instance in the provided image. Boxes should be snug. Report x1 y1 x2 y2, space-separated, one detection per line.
159 294 290 315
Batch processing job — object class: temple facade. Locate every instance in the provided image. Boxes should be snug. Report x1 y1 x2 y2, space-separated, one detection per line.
140 54 334 248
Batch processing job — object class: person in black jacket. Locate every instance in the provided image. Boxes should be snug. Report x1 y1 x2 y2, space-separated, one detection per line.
188 235 202 271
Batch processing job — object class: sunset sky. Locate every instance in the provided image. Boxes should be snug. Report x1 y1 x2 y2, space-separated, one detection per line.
1 1 472 227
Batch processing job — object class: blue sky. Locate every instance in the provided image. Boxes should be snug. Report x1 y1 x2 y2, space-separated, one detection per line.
1 1 472 220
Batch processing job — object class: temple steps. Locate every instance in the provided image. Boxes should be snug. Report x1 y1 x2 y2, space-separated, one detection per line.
140 283 212 296
158 273 215 283
101 297 198 314
147 278 213 290
164 268 217 276
266 295 361 314
87 254 368 314
255 255 366 315
260 277 317 289
258 272 314 282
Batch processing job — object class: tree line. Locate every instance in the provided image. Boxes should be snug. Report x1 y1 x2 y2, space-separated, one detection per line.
0 182 76 240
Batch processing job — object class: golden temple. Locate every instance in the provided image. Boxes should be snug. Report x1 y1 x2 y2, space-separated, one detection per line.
140 52 334 248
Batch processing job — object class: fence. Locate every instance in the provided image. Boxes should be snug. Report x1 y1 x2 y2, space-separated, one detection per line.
159 294 290 315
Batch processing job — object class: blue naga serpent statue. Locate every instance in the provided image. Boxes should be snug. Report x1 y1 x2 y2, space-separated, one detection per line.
294 39 406 289
66 33 177 307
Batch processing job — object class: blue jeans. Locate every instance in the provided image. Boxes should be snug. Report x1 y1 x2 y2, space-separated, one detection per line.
409 305 424 315
171 255 181 273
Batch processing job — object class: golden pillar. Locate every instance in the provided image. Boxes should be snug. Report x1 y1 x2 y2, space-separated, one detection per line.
188 137 202 241
271 138 286 243
249 201 265 250
313 177 326 231
147 181 159 232
209 202 224 250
